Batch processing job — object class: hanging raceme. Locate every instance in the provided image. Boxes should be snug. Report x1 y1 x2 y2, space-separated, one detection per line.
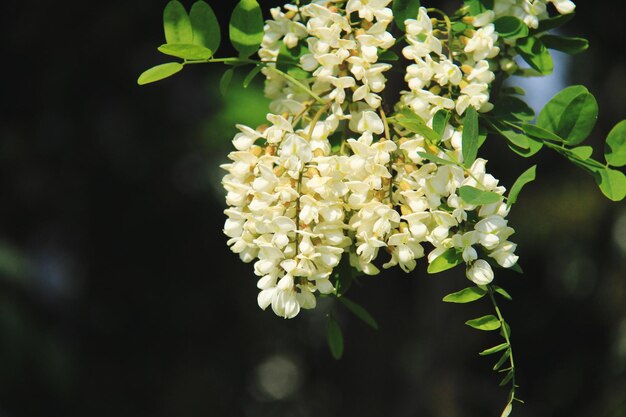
138 0 626 414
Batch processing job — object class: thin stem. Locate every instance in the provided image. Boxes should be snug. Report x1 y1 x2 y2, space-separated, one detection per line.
427 8 453 60
266 65 326 104
488 285 518 408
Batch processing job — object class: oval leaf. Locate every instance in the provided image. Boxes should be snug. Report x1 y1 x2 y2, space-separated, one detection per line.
595 168 626 201
493 16 528 40
219 68 234 97
229 0 264 58
443 286 487 303
537 85 588 134
605 120 626 167
137 62 183 85
190 1 221 53
465 315 501 331
571 146 593 160
393 0 421 31
163 0 193 44
516 37 553 75
427 248 463 273
459 186 502 205
339 297 379 330
556 92 598 145
462 107 479 165
541 34 589 55
393 109 440 143
158 43 213 60
507 165 536 206
327 315 344 360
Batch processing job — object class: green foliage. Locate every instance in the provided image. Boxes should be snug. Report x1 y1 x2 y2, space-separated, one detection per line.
605 120 626 167
531 12 574 34
190 1 221 54
137 62 183 85
541 34 589 55
416 152 457 166
443 286 487 303
432 109 451 140
493 16 528 40
229 0 264 58
516 37 553 75
465 315 501 331
219 68 234 97
427 248 463 273
158 43 213 60
392 109 440 143
339 297 379 330
163 0 193 44
393 0 421 31
492 96 535 122
459 186 502 205
242 65 263 88
327 315 344 360
507 165 536 206
462 107 479 165
595 168 626 202
479 343 509 356
537 85 597 145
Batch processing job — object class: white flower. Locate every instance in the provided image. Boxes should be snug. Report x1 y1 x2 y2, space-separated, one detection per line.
467 259 494 285
549 0 575 14
464 24 500 61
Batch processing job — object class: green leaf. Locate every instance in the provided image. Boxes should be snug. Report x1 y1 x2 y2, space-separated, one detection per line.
432 109 451 139
190 1 221 53
507 165 536 206
479 343 509 356
219 68 234 97
537 85 594 144
493 16 528 40
500 370 514 386
392 109 440 143
509 263 523 274
416 152 458 166
556 92 598 145
464 0 493 14
541 34 589 55
516 37 553 75
501 86 526 96
428 248 463 273
595 168 626 201
243 65 263 88
459 186 502 205
276 42 309 74
605 120 626 167
327 315 344 360
229 0 264 58
393 0 421 31
466 315 501 331
501 403 513 417
493 349 511 370
379 49 400 61
493 285 513 301
339 297 379 330
488 119 530 149
462 107 479 165
521 123 564 143
531 13 574 34
158 43 213 60
442 286 487 303
571 146 593 160
508 136 543 158
492 96 535 122
137 62 184 85
163 1 193 44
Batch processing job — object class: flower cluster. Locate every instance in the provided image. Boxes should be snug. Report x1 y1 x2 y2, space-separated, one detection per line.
221 0 578 319
491 0 575 28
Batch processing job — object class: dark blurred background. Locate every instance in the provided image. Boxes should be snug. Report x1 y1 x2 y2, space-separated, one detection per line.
1 1 625 416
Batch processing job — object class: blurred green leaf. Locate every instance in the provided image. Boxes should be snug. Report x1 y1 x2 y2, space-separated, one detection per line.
531 13 574 34
416 152 457 166
493 349 511 370
243 65 262 88
327 315 344 360
556 92 598 145
571 146 593 160
219 68 234 97
339 297 379 330
392 109 440 143
595 168 626 201
493 285 513 300
432 109 451 140
479 343 509 356
493 16 528 40
492 96 535 122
